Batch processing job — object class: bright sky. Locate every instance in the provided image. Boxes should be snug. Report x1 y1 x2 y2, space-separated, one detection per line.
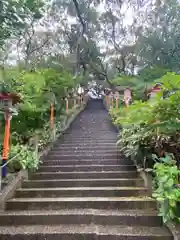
97 2 134 26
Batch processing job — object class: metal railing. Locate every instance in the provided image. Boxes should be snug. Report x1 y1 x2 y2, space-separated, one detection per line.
0 150 23 191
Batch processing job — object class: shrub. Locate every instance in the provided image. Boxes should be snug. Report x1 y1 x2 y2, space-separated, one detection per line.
109 72 180 222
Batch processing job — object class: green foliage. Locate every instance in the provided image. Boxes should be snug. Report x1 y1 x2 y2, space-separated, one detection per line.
4 82 80 173
116 123 152 169
111 75 137 87
0 0 45 46
42 69 77 98
152 153 180 223
8 144 40 171
114 101 154 126
159 72 180 90
110 67 169 100
13 71 46 111
137 0 180 71
32 106 79 150
0 67 78 144
138 66 169 83
109 72 180 222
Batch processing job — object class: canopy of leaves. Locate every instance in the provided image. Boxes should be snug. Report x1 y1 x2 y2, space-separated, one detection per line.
0 0 44 47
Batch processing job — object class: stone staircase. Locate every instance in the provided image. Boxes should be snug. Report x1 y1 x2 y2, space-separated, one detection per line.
0 100 173 239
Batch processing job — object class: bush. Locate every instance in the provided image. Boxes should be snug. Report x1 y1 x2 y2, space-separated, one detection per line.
7 144 40 172
0 67 81 176
0 67 79 144
109 72 180 223
152 153 180 223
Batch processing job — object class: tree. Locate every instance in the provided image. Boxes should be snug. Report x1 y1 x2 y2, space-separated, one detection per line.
0 0 45 48
137 0 180 71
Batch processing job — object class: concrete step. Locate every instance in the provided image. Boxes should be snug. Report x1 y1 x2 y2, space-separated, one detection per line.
54 146 118 150
41 159 133 166
45 154 120 160
0 224 172 239
60 140 117 143
49 149 120 154
6 197 156 210
62 136 117 140
39 165 136 172
54 143 117 147
15 187 147 198
22 178 143 188
66 130 115 132
0 209 162 226
61 141 117 145
61 135 117 138
31 171 138 180
62 133 117 136
63 134 116 137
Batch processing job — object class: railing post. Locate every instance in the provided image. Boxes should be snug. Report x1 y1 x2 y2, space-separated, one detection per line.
50 103 54 129
74 97 76 108
66 98 69 115
81 95 84 107
33 135 39 160
79 96 81 107
116 96 119 109
0 163 1 191
110 97 114 109
124 88 132 107
2 112 11 178
79 95 81 107
105 95 108 107
84 93 88 105
50 103 56 141
106 95 109 109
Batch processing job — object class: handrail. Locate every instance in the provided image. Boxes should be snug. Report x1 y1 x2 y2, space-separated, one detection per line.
0 150 24 191
0 115 65 189
0 151 23 169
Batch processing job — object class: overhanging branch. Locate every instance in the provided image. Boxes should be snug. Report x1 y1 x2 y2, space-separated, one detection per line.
72 0 86 35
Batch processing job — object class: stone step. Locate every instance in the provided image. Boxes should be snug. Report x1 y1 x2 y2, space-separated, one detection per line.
0 224 172 240
0 209 162 226
64 133 116 137
49 149 119 154
15 187 147 198
65 129 115 132
41 159 133 166
63 136 116 139
61 135 117 138
46 154 121 160
6 197 156 211
22 178 143 188
63 132 116 136
61 141 117 144
54 146 118 150
60 140 117 143
31 171 138 180
39 165 136 172
51 148 118 153
48 152 121 157
55 143 117 147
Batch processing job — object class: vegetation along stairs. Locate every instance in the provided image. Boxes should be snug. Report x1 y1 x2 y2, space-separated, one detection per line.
0 99 173 239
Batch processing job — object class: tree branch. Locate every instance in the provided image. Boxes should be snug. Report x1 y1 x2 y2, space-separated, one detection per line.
72 0 86 35
30 38 49 55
